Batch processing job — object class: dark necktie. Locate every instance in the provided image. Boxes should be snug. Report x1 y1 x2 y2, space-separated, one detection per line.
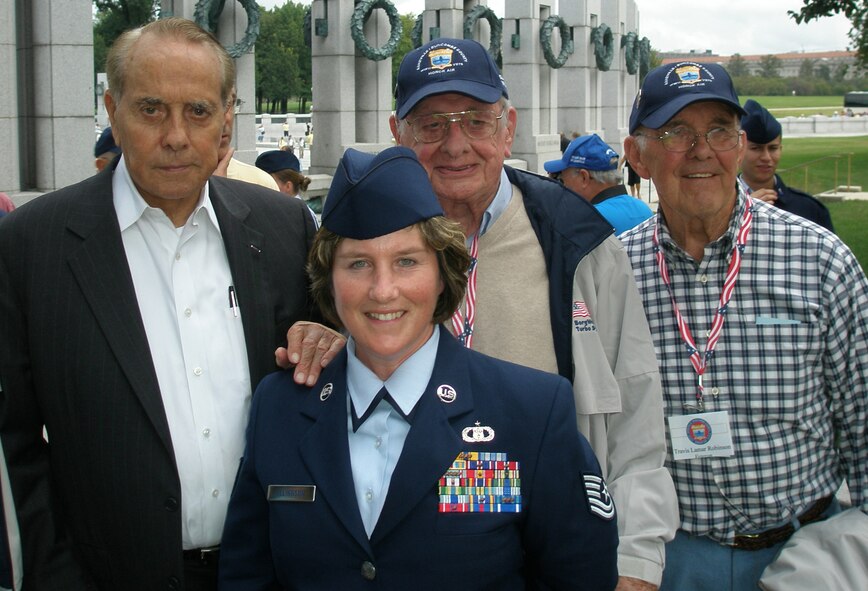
351 386 414 432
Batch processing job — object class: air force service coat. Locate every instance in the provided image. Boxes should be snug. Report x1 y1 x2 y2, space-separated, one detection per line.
219 326 619 590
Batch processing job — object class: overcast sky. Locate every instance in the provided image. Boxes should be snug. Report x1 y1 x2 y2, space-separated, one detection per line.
258 0 854 56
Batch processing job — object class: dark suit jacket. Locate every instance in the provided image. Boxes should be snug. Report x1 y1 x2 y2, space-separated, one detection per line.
774 175 835 232
219 327 620 590
0 165 318 590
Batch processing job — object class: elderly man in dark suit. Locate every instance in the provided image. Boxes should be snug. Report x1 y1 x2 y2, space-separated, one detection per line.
0 18 322 591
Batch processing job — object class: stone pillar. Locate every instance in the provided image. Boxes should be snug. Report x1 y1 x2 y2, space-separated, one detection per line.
599 0 628 152
354 8 394 146
309 0 395 177
0 1 21 194
421 0 466 42
11 0 94 195
557 0 591 140
616 0 641 150
501 0 559 174
310 0 356 175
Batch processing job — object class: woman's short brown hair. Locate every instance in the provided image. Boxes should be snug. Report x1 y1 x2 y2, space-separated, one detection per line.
308 216 470 329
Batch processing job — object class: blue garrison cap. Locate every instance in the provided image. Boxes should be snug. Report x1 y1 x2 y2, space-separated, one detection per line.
629 61 746 134
94 127 121 157
740 99 782 144
322 147 444 240
255 150 301 173
395 38 508 120
544 134 620 173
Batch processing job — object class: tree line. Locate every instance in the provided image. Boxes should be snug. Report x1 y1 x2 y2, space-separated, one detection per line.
726 53 867 96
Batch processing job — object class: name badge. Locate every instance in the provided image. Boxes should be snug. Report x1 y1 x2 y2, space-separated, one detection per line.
668 411 735 460
267 485 316 502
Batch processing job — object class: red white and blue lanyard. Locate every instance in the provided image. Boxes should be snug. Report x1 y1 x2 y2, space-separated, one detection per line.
653 197 753 411
451 233 479 347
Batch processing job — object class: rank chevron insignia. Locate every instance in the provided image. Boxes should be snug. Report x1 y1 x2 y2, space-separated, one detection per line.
583 474 615 520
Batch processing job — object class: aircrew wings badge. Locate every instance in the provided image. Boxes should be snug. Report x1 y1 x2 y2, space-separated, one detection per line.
583 473 615 520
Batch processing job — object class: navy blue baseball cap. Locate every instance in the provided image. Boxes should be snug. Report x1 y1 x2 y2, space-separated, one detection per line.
544 134 620 173
255 150 301 173
322 147 444 240
740 99 782 144
629 61 746 134
394 38 508 120
94 127 121 157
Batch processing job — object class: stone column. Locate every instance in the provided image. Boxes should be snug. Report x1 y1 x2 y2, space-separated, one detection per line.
12 0 93 195
501 0 559 174
616 0 641 150
421 0 467 41
557 0 591 140
0 1 21 194
354 7 394 147
600 0 627 152
310 0 356 175
310 0 394 177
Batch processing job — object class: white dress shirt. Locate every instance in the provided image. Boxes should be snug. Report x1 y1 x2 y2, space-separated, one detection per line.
113 157 251 549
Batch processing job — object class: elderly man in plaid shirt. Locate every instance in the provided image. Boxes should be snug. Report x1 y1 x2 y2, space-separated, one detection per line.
621 61 868 590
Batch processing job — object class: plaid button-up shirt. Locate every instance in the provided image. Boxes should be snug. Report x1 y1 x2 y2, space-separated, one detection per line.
621 189 868 544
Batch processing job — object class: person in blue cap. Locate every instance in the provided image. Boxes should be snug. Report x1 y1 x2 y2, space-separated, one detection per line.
622 61 867 590
544 134 653 234
738 99 834 231
218 146 619 590
93 126 121 172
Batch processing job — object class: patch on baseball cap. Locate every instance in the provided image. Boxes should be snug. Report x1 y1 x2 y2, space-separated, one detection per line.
629 61 746 134
394 38 508 119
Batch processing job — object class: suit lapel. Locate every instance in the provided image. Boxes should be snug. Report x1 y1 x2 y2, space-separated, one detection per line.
298 356 373 555
65 172 174 454
209 179 270 387
371 330 474 544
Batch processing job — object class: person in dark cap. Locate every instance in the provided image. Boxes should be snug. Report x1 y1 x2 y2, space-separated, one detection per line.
281 37 676 590
545 134 653 234
622 61 867 590
218 146 618 590
738 99 833 231
256 149 318 227
255 149 310 198
93 126 121 172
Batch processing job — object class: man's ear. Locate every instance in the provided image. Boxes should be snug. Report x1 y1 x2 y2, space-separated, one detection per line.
503 106 517 157
389 114 401 143
623 136 652 180
104 90 121 150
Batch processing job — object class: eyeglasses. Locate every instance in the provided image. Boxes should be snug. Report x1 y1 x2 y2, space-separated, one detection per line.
638 126 741 153
406 109 506 143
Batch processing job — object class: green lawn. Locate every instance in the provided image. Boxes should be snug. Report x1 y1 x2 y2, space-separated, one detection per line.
740 95 847 117
777 136 867 196
827 201 868 273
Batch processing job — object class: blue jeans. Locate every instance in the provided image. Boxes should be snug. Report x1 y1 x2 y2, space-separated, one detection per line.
661 499 842 590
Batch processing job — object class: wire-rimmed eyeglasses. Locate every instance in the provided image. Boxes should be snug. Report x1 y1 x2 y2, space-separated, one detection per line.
406 109 506 144
637 126 742 153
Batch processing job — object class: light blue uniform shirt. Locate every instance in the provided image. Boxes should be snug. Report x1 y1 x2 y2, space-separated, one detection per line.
346 328 440 537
